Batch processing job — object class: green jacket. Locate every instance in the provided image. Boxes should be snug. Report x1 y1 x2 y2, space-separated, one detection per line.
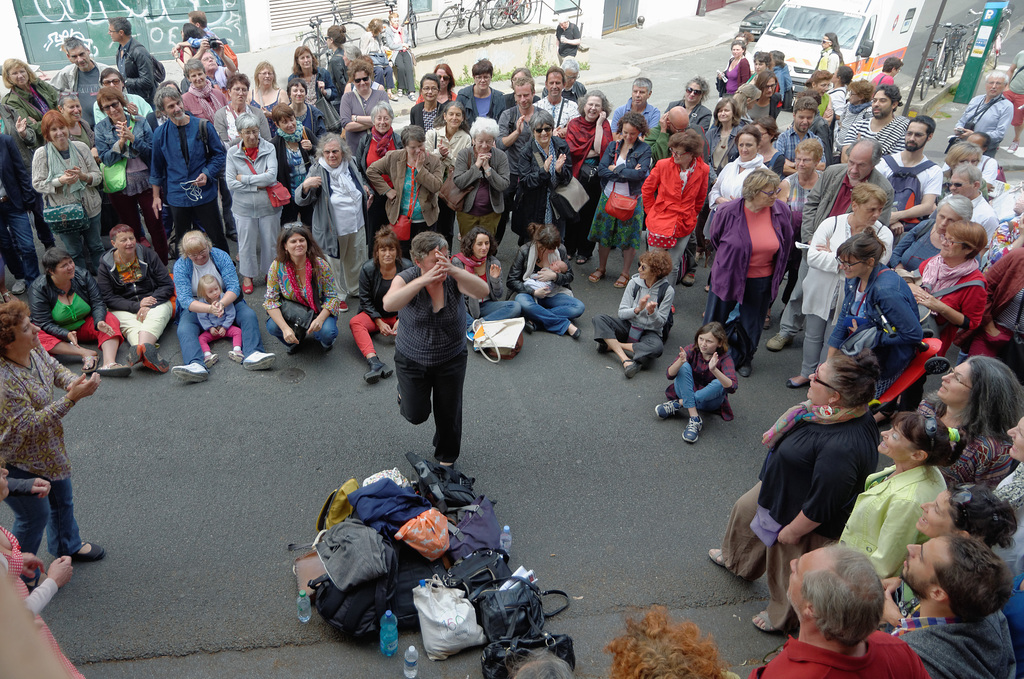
839 464 947 579
2 80 60 137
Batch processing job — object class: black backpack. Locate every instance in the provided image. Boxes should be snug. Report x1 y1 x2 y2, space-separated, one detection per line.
884 155 936 225
308 535 398 638
150 54 166 84
405 451 476 513
655 279 674 342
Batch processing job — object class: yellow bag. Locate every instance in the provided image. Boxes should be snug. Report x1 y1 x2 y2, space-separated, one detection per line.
316 478 360 531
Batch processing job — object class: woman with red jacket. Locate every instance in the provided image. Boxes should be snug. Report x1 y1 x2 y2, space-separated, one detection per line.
565 91 613 264
641 129 709 285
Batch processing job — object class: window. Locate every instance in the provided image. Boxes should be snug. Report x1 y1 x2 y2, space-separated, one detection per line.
766 6 866 50
901 8 915 34
412 0 432 11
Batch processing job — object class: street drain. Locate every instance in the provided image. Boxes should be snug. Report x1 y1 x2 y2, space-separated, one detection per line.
278 367 305 383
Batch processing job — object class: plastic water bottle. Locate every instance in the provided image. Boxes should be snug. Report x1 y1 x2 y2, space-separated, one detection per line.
297 590 311 623
499 525 512 552
404 645 419 677
380 609 398 657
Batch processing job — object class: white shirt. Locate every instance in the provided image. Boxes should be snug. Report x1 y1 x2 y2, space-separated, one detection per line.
972 193 1000 240
536 96 579 129
942 158 999 186
875 152 943 204
323 159 364 237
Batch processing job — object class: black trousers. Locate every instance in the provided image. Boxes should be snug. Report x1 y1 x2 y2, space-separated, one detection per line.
170 199 229 252
395 348 468 464
704 275 773 369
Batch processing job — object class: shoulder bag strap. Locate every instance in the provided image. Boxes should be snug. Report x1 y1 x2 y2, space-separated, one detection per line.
964 96 1003 128
929 279 986 298
1013 292 1024 338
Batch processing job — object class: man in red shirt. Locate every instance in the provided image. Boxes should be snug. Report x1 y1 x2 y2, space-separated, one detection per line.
750 546 929 678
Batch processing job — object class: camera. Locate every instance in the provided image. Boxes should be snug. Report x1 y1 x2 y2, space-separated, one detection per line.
209 39 223 49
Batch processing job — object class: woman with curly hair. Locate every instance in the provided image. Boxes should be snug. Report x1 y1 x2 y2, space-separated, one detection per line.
605 605 738 679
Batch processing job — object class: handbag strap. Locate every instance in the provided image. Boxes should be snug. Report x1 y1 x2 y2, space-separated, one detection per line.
242 155 273 197
540 589 569 619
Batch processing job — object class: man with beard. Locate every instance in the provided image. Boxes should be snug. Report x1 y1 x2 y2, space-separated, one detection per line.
875 116 940 237
891 535 1015 679
841 85 909 162
750 545 929 678
149 86 229 251
778 97 825 175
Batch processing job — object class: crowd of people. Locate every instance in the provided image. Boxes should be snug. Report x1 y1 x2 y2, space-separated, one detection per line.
5 12 1024 678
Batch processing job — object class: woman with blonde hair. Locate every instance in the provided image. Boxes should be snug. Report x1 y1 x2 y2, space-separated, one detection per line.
251 60 286 134
2 58 59 137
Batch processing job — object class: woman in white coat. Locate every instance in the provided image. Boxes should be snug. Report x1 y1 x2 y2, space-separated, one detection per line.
708 125 786 210
787 182 892 388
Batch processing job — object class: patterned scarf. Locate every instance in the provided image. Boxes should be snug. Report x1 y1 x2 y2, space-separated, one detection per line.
762 399 867 447
285 258 319 312
997 465 1024 509
278 127 304 143
45 142 87 196
372 126 395 157
187 83 220 122
921 256 979 293
454 252 485 277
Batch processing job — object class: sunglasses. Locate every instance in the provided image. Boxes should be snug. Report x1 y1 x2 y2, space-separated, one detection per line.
686 87 703 95
949 485 979 526
354 76 370 83
948 181 966 189
101 101 121 110
437 75 450 80
535 126 553 133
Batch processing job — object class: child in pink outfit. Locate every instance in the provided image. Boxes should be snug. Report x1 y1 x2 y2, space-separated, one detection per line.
196 275 243 366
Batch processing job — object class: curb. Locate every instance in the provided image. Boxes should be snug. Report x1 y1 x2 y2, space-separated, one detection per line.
587 28 738 87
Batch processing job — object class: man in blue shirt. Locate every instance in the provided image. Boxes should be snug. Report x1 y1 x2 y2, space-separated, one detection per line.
149 87 229 252
455 59 506 126
610 77 660 137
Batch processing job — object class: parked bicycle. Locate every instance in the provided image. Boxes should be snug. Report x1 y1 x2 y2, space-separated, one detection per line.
487 0 535 30
299 0 367 67
435 0 486 39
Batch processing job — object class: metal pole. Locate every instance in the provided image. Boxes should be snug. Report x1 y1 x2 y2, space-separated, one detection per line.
904 0 948 116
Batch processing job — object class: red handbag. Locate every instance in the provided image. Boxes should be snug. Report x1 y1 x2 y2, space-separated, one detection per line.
604 191 637 221
392 167 417 240
243 157 291 207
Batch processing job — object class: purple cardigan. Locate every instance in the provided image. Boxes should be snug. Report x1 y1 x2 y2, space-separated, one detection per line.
707 197 794 304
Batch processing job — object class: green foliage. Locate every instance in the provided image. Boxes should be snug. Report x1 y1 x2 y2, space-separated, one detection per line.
453 47 566 86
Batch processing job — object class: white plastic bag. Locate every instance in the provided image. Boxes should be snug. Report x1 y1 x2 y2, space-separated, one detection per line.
992 182 1024 222
412 575 487 660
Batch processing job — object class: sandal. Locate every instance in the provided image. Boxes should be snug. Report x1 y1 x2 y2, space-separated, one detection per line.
97 363 132 378
708 548 727 568
588 269 605 283
82 355 99 374
613 273 629 288
575 254 589 265
704 284 710 293
0 291 11 303
752 611 779 633
242 278 255 295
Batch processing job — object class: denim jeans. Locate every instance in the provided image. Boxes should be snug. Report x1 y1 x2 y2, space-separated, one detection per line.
0 201 40 280
3 466 83 557
674 362 726 412
516 292 585 335
466 299 523 328
177 299 266 366
266 315 339 348
58 213 104 274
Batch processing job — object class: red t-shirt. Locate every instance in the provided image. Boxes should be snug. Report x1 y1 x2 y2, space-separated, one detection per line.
750 632 930 678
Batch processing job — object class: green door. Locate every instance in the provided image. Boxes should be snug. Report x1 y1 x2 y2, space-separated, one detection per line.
14 0 249 70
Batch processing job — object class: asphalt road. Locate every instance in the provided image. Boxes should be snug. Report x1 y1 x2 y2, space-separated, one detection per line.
0 6 986 677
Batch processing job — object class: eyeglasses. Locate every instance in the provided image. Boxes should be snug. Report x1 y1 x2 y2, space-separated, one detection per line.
835 256 865 269
685 87 703 95
102 78 121 85
535 126 553 134
760 188 782 197
810 370 838 391
939 233 967 248
945 367 972 388
354 76 370 83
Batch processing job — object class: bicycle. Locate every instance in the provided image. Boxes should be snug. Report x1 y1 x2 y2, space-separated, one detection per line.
435 0 486 40
299 0 367 68
387 0 418 49
487 0 534 30
918 36 947 101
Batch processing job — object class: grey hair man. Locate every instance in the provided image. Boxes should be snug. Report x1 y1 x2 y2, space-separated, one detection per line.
948 163 999 239
611 76 660 134
50 37 110 126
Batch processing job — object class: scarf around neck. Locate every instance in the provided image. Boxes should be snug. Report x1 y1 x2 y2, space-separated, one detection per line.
762 399 867 448
285 257 319 312
45 142 87 196
278 127 304 143
736 154 765 171
922 256 979 293
372 126 395 157
187 83 220 121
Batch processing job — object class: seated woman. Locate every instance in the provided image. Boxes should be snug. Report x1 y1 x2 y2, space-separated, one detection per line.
655 321 737 445
452 226 521 334
964 247 1024 359
171 230 276 382
270 103 317 226
839 411 958 578
452 116 510 239
910 219 988 356
592 250 673 379
264 224 344 354
889 195 973 274
95 225 174 373
710 350 882 634
587 111 651 287
352 227 412 383
704 168 794 377
918 356 1024 488
606 605 739 679
791 183 892 389
880 483 1017 627
28 248 129 377
827 231 922 396
507 222 584 339
514 111 573 246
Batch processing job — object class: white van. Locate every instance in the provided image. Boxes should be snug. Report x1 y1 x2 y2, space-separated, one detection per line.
753 0 922 86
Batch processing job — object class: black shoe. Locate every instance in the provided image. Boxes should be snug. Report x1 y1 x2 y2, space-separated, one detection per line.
71 543 106 562
738 364 752 377
225 230 238 242
364 357 389 383
523 320 536 334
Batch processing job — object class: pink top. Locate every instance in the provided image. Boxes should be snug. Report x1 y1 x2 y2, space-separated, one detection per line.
745 205 779 278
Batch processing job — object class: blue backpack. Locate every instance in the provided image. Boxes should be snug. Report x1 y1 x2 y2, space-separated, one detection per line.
884 155 936 226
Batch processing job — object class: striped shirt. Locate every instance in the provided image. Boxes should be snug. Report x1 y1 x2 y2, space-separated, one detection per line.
842 114 909 156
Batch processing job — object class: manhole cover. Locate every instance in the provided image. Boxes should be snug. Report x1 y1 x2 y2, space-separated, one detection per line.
277 367 305 383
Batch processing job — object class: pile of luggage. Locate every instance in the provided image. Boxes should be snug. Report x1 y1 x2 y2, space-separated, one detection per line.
290 452 574 678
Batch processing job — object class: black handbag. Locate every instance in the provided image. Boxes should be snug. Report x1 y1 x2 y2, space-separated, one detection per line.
578 161 599 187
999 300 1024 384
471 577 568 642
447 548 512 595
278 298 315 342
480 630 576 679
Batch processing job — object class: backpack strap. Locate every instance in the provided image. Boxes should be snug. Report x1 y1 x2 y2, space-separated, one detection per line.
196 118 212 163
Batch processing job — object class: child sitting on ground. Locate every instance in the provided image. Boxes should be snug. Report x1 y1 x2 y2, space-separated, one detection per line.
655 321 738 444
196 275 243 366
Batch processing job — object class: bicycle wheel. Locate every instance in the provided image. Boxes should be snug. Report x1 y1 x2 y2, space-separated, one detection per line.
435 5 460 39
407 12 418 47
919 61 932 101
480 0 494 29
512 0 534 24
490 0 510 29
303 35 326 67
468 1 484 33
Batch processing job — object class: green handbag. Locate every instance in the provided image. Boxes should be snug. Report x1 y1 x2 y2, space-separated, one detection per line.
101 158 127 194
42 203 88 234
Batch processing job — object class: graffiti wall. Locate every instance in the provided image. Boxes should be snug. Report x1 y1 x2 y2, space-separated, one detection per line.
15 0 249 70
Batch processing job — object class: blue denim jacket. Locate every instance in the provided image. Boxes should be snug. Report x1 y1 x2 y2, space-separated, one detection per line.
597 139 651 196
173 247 240 312
94 115 153 167
828 265 923 380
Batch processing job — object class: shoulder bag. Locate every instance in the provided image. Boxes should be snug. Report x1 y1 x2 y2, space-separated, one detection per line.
439 150 474 212
391 166 416 240
471 577 569 642
43 202 88 234
601 142 638 221
534 151 588 221
243 156 291 207
470 317 526 363
918 279 986 338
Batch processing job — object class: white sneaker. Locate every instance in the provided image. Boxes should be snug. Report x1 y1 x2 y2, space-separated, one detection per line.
171 362 209 383
242 351 276 371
